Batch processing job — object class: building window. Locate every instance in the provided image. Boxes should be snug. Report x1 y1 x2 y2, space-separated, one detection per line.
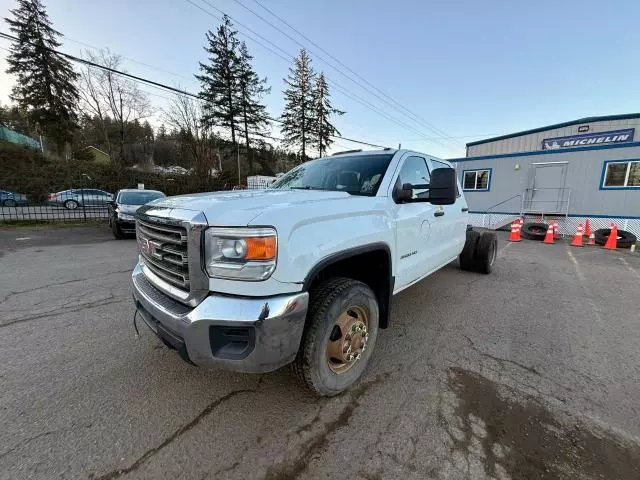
602 160 640 189
462 168 491 191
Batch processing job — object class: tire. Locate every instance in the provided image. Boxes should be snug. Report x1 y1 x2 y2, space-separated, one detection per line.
64 199 79 210
594 228 637 248
3 199 17 207
475 232 498 274
459 230 480 271
292 277 379 397
521 222 549 241
111 220 125 239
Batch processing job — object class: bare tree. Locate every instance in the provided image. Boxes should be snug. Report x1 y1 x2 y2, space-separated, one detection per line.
77 49 151 165
163 93 216 176
77 51 112 156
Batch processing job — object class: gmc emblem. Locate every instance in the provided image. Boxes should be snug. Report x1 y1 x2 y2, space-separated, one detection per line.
138 235 151 256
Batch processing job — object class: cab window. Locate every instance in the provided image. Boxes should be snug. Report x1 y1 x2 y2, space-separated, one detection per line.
397 156 431 200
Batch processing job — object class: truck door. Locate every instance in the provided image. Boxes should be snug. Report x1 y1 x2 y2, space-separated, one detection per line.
391 154 440 290
428 159 468 261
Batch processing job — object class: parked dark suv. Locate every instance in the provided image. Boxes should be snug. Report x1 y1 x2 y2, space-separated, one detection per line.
108 189 165 239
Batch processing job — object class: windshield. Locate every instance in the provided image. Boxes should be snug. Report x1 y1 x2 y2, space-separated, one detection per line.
117 191 164 205
269 153 394 196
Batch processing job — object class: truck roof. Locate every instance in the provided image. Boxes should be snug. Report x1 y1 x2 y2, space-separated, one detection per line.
329 148 447 164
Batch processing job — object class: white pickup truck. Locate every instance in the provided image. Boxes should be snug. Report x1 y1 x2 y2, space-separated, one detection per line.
131 149 497 396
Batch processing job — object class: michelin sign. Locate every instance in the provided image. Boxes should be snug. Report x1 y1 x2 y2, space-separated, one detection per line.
542 128 635 150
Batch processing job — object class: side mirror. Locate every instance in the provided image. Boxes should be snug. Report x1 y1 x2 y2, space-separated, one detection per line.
429 168 456 205
393 182 413 203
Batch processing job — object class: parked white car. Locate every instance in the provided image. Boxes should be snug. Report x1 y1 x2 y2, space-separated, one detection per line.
131 149 497 395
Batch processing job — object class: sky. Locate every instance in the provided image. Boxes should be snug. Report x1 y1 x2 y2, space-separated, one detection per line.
1 0 640 159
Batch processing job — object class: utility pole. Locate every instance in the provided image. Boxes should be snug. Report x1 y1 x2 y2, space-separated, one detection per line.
237 143 241 185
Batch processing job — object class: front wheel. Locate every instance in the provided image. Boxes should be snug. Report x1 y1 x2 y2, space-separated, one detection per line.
111 219 125 239
293 277 379 396
3 199 17 207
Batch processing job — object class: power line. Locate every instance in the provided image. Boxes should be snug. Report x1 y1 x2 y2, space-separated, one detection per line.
189 0 293 61
184 0 456 150
184 0 293 64
326 79 455 150
247 0 461 146
62 36 197 84
230 0 462 149
0 31 386 149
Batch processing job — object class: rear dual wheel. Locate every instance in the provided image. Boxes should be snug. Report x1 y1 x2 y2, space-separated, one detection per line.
459 230 498 274
293 277 379 397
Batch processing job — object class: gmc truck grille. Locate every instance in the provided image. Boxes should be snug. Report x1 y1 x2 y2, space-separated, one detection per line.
137 218 190 291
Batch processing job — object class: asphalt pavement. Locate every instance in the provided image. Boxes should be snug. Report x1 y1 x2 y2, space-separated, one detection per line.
1 226 640 479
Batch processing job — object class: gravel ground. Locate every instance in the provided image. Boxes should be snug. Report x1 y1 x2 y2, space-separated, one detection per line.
1 226 639 480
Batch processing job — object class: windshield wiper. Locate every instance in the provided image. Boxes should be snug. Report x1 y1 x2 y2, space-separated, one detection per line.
290 185 327 191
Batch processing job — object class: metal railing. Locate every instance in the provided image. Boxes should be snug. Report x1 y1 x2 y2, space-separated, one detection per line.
0 176 271 224
521 187 571 219
484 193 522 228
479 187 573 229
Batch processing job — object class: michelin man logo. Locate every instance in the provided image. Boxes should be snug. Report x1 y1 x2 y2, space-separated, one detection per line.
543 140 561 150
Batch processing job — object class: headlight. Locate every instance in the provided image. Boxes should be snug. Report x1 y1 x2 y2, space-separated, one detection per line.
117 212 135 221
204 227 277 281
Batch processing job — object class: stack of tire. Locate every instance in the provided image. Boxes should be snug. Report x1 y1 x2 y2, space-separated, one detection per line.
519 222 637 248
593 228 637 248
521 222 549 241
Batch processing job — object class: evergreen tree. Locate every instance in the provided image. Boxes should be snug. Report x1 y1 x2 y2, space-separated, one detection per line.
312 73 344 157
196 15 241 146
281 48 315 160
157 123 167 140
5 0 79 153
237 41 270 173
238 42 271 172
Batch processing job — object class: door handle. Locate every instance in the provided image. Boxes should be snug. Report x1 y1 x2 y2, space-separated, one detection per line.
434 211 445 217
461 207 469 212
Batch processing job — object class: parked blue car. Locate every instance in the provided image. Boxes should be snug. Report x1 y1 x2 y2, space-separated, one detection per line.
0 189 28 207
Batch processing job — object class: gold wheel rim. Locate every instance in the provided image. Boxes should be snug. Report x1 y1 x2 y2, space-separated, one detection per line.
326 306 369 374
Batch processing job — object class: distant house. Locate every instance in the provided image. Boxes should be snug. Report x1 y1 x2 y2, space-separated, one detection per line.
85 146 111 164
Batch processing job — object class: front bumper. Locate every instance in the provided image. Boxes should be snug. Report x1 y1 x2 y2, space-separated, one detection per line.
115 218 136 233
132 263 309 373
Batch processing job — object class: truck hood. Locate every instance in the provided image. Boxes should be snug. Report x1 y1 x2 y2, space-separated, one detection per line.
117 203 146 215
147 189 356 226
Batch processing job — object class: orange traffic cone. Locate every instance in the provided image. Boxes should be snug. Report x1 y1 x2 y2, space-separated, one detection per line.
508 220 521 242
584 219 592 237
571 224 584 247
543 224 555 244
552 221 559 239
587 233 595 246
604 224 618 250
